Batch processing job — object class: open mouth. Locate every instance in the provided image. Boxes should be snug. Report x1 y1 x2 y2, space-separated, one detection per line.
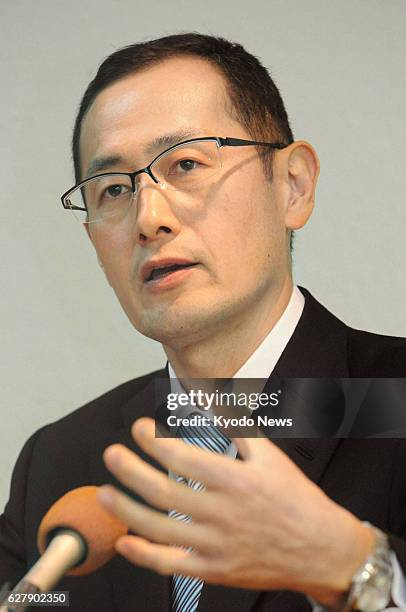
146 263 198 282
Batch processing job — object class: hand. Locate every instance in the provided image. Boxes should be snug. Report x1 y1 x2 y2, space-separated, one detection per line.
97 418 373 606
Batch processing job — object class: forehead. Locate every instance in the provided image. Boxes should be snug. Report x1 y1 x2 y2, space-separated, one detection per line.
79 56 237 175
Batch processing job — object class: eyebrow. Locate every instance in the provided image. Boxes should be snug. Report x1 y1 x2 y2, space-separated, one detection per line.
85 155 123 178
144 128 202 155
84 128 204 179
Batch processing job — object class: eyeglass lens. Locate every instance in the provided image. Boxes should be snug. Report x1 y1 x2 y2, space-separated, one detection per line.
66 139 221 224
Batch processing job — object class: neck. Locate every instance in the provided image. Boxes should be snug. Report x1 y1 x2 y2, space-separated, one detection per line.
164 276 293 380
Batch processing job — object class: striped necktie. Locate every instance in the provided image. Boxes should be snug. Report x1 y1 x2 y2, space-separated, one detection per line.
169 414 231 612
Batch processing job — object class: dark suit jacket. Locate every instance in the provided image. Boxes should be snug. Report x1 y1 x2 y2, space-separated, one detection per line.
1 288 406 611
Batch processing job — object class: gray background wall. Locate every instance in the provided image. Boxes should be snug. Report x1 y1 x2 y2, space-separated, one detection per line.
1 0 405 509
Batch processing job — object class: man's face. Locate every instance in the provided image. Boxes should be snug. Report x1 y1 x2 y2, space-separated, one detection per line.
80 57 291 348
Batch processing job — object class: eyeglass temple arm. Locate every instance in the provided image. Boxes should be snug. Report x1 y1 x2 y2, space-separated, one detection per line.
218 137 288 149
61 199 86 211
68 205 86 211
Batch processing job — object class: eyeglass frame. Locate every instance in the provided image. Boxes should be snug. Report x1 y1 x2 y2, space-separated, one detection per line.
60 136 289 214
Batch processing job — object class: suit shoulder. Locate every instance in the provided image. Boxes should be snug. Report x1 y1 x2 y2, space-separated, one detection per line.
347 328 406 376
39 368 165 441
17 368 166 491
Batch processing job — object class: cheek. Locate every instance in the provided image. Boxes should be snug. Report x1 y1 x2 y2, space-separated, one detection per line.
212 184 284 284
191 205 256 287
91 227 134 282
213 180 280 254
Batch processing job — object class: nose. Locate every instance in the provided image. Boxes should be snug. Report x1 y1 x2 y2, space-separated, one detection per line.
132 173 181 245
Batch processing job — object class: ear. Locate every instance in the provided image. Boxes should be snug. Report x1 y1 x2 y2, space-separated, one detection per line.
280 141 320 230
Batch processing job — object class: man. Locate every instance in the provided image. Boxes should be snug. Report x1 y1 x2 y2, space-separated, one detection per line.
1 33 406 611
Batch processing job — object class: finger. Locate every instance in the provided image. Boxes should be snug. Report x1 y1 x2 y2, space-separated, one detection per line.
103 444 212 518
97 485 207 550
116 534 209 579
132 418 241 490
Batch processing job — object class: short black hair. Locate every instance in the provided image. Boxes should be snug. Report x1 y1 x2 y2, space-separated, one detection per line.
72 32 295 247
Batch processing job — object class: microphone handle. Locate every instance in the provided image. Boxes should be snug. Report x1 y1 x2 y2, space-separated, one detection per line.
0 529 86 612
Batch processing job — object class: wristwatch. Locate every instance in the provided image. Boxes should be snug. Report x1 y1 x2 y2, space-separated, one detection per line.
347 523 394 611
312 523 394 611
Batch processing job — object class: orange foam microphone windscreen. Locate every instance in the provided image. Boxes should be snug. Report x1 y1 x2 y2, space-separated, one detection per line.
37 485 127 576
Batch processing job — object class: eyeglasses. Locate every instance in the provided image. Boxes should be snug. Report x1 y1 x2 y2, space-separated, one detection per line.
61 136 288 224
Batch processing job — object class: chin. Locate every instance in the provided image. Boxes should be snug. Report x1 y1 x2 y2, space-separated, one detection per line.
129 302 231 346
134 314 206 345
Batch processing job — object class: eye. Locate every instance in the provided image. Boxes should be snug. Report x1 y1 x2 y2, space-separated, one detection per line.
167 158 204 177
178 159 198 172
103 184 130 199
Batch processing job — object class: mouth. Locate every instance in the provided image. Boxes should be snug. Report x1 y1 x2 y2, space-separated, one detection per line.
142 260 199 284
147 263 197 282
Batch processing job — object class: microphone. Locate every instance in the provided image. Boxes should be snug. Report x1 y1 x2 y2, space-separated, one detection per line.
0 486 127 611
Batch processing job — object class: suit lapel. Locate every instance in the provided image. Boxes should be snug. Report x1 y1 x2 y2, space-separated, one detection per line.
272 287 350 378
269 286 350 505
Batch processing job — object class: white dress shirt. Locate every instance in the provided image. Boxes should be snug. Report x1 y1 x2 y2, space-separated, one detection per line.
168 286 405 609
